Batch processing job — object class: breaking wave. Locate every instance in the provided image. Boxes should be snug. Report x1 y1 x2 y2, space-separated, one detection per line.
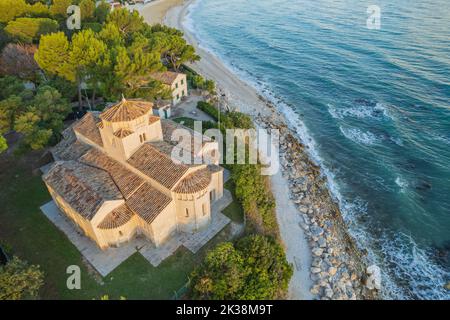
328 102 393 121
339 126 380 146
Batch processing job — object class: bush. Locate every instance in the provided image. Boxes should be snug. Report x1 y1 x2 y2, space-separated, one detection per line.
197 101 219 121
196 101 276 235
0 256 44 300
5 17 59 43
83 22 102 33
191 235 292 300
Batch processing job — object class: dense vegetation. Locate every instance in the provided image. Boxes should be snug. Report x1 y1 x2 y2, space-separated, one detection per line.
0 0 292 301
196 101 278 236
191 235 292 300
189 102 290 300
0 256 44 300
0 0 200 153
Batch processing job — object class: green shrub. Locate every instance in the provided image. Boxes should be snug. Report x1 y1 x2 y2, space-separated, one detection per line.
0 256 44 300
197 101 219 121
5 17 58 43
191 235 292 300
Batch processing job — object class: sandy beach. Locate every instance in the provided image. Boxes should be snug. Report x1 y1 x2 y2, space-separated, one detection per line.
136 0 184 25
140 0 376 300
162 0 314 300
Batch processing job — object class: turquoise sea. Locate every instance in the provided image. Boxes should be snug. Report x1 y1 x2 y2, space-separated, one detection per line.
187 0 450 299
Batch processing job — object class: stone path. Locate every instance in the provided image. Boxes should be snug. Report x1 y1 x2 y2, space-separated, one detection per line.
40 190 233 276
171 94 215 122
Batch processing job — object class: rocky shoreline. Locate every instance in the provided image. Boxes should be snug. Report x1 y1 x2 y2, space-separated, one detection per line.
163 0 382 300
255 111 380 300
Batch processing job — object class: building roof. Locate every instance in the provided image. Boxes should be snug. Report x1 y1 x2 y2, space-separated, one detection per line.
51 127 91 161
150 71 183 85
46 98 224 230
80 148 144 199
73 112 104 147
44 161 123 221
154 100 171 109
174 168 211 194
149 115 160 125
97 204 134 230
100 98 153 123
113 128 134 138
127 143 190 190
160 120 213 162
126 183 172 224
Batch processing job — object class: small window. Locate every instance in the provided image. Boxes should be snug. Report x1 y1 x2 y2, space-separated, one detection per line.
181 79 184 85
143 133 147 141
177 94 180 100
185 208 189 217
202 204 207 216
175 83 179 89
182 90 185 96
139 135 143 143
119 231 123 236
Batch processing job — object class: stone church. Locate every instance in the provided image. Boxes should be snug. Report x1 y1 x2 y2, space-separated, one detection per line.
43 98 224 250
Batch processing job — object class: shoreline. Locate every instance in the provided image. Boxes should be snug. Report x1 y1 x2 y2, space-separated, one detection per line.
135 0 184 25
144 0 379 299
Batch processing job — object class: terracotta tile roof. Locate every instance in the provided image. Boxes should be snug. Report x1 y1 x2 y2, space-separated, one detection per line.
161 119 212 152
51 127 91 161
150 71 183 85
149 115 160 125
97 204 135 230
80 148 144 199
127 143 190 190
113 128 134 138
174 168 211 194
149 140 179 156
73 112 104 147
126 183 172 224
43 161 123 220
100 98 153 122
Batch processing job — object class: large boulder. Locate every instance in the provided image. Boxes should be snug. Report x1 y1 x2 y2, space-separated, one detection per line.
366 265 381 290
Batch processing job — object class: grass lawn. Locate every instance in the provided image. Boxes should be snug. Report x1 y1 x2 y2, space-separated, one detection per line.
0 157 231 300
223 180 245 224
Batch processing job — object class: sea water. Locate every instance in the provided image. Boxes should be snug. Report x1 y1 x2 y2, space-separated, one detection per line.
187 0 450 299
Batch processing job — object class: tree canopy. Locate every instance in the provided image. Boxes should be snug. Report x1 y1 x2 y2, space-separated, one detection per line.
14 85 71 149
0 75 70 150
5 17 59 43
0 256 44 300
35 9 197 104
0 0 28 23
0 135 7 153
191 235 293 300
0 43 39 81
49 0 73 19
